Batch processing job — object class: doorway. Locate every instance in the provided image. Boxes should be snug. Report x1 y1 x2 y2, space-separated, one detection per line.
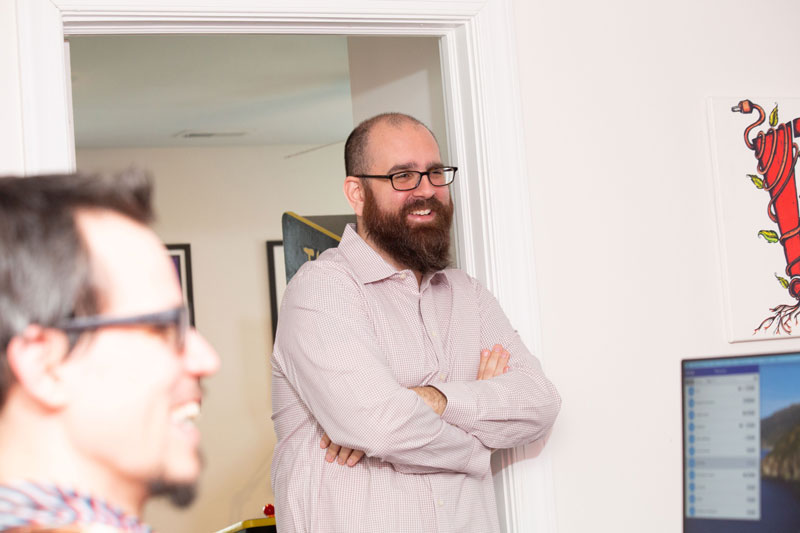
69 32 450 532
14 2 553 531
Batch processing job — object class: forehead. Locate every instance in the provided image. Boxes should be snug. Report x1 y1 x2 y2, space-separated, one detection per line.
366 120 442 172
75 209 183 314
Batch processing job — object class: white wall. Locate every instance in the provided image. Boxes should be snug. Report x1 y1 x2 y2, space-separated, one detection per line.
513 0 800 531
77 145 351 532
0 0 23 175
348 36 449 161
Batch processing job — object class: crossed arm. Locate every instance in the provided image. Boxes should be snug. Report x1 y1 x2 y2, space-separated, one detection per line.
275 266 559 474
321 345 511 467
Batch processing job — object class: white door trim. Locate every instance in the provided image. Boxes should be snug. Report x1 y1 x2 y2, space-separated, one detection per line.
18 1 555 530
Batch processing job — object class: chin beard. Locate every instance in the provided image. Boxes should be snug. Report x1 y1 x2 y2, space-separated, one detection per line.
147 479 198 508
361 183 454 274
147 451 203 508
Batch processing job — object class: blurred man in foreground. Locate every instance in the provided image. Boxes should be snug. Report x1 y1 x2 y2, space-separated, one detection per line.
0 171 220 532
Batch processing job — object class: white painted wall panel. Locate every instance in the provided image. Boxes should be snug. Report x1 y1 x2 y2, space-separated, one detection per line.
513 0 800 531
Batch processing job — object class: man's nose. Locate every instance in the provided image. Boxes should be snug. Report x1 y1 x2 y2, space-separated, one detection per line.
183 329 221 377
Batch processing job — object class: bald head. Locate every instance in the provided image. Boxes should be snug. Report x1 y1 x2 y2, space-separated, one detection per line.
344 113 437 177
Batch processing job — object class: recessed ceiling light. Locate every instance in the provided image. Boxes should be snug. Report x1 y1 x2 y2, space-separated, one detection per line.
173 130 249 139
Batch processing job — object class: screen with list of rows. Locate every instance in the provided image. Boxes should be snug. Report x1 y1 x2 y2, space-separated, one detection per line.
684 366 760 520
683 352 800 533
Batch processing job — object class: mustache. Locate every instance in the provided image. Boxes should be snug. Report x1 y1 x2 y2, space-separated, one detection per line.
402 196 447 215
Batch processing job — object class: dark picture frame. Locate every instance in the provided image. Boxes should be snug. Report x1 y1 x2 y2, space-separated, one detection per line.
266 240 285 340
166 244 196 326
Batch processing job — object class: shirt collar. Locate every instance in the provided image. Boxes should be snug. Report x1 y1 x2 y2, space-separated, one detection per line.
0 481 152 532
338 223 450 287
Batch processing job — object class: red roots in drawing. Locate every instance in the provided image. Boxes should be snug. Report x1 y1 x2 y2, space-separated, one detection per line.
755 301 800 335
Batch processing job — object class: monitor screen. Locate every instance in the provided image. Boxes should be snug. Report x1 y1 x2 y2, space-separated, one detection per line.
682 352 800 532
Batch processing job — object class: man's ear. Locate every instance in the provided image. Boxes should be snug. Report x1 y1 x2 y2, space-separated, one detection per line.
344 176 366 217
6 325 71 409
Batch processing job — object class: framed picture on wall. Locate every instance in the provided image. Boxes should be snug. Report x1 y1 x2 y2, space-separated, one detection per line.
166 243 196 326
266 240 286 340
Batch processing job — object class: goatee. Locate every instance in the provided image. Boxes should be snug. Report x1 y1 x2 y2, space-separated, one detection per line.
361 183 454 274
148 479 198 508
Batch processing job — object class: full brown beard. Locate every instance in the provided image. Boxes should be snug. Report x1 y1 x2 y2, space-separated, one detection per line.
361 183 454 274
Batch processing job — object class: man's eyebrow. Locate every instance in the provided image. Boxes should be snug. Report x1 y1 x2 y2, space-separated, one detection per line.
385 162 444 174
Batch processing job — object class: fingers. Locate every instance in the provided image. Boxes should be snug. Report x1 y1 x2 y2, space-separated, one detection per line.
322 433 366 467
477 344 509 380
336 446 354 465
325 442 341 463
320 433 331 449
477 349 490 379
346 449 365 467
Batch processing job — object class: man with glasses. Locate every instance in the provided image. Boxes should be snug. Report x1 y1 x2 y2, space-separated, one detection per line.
271 113 560 532
0 170 220 531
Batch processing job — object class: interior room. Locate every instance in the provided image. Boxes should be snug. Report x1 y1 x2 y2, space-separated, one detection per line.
69 33 448 532
3 0 800 532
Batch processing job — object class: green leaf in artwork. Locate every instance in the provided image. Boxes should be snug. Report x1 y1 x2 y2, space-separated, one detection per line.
748 174 765 189
775 273 790 289
758 230 780 243
769 104 779 127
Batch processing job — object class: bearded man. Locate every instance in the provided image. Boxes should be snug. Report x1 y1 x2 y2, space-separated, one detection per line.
270 113 560 532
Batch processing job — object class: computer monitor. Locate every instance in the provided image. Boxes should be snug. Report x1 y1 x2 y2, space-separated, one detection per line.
682 352 800 532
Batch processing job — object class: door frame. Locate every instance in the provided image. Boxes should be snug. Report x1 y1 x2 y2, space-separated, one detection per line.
14 1 554 530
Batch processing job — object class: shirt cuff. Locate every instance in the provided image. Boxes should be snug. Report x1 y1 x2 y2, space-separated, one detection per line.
432 381 478 433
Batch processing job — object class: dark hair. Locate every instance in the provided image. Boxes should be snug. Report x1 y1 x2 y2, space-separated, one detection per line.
0 169 154 407
344 112 437 176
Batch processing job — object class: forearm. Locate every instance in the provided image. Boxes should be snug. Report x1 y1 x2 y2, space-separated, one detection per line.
429 276 562 450
433 368 561 449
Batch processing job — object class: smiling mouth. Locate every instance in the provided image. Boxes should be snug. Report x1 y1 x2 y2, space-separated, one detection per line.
171 401 200 428
409 209 432 216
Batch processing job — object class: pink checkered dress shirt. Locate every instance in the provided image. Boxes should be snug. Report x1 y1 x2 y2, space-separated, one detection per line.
271 224 560 533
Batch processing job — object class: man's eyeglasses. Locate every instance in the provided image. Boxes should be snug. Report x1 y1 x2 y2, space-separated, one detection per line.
355 166 457 191
57 306 189 351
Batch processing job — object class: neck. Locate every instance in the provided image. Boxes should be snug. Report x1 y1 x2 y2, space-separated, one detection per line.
0 394 147 517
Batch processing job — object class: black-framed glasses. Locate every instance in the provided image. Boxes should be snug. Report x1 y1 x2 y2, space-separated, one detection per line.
56 306 189 351
355 166 457 191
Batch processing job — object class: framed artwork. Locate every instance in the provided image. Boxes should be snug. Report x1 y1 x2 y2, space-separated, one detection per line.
266 240 286 340
166 243 196 326
709 97 800 341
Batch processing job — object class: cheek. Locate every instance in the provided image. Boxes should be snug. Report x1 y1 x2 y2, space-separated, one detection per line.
63 336 181 476
435 188 452 205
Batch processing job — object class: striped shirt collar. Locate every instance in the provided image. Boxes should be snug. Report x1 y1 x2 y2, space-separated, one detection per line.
0 481 152 532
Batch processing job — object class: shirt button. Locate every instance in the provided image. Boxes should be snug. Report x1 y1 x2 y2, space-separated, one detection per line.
439 374 447 381
437 499 445 507
399 273 407 280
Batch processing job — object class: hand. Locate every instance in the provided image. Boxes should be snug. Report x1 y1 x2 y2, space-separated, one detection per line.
320 433 365 467
476 344 510 380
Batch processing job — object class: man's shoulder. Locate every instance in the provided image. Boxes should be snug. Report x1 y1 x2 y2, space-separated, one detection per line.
440 266 480 289
286 247 362 294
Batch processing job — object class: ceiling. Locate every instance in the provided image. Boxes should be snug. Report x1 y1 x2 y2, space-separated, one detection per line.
68 34 354 148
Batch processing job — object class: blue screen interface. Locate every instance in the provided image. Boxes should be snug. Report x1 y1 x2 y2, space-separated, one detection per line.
683 353 800 532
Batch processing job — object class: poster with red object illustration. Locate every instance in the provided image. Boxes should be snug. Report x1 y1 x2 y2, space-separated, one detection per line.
710 97 800 341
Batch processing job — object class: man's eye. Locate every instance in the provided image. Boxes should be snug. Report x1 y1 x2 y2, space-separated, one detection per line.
394 172 414 180
430 169 445 177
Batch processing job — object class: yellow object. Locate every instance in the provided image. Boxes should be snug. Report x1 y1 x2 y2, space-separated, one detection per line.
284 211 342 242
215 517 276 532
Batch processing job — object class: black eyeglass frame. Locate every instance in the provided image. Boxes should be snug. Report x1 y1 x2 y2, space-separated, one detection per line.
355 166 458 191
56 306 189 351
